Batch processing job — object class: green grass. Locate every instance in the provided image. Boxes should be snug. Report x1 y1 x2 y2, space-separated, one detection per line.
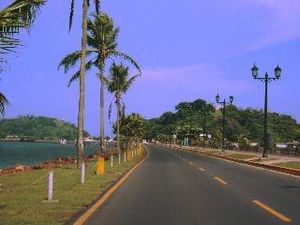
273 161 300 170
226 153 256 160
0 154 144 225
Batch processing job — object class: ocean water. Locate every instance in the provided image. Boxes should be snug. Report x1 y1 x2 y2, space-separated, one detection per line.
0 142 98 169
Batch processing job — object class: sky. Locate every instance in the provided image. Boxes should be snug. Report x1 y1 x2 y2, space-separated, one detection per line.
1 0 300 136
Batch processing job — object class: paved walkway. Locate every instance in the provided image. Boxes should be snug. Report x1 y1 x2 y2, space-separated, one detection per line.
171 145 300 166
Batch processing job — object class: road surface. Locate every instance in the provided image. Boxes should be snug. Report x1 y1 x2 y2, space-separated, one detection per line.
86 145 300 225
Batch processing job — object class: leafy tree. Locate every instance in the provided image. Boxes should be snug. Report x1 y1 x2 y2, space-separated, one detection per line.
59 13 141 154
107 63 140 155
119 113 146 147
146 98 300 147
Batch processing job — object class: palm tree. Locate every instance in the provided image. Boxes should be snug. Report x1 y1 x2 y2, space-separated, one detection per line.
106 63 140 156
67 0 100 166
59 13 141 155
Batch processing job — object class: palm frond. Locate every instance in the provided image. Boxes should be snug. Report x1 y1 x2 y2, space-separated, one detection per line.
0 0 45 35
67 59 94 87
68 0 75 32
58 50 82 73
124 74 140 93
0 92 9 116
94 0 100 13
108 51 141 74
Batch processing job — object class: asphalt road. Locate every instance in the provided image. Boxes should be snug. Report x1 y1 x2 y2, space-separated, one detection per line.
86 145 300 225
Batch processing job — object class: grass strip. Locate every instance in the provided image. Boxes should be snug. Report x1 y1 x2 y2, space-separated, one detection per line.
0 154 144 225
273 161 300 170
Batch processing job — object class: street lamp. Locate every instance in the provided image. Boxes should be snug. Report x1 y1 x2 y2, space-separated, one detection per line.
215 94 234 152
251 63 282 158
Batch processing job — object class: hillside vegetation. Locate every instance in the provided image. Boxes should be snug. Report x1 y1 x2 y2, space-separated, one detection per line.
146 99 300 146
0 115 90 141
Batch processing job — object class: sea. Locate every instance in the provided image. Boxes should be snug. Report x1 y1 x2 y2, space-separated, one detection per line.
0 142 98 169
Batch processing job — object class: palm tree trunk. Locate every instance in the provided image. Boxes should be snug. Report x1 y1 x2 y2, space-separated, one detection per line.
99 67 105 154
77 0 88 166
116 92 121 155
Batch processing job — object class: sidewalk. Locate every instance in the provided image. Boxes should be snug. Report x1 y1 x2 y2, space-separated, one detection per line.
169 144 300 170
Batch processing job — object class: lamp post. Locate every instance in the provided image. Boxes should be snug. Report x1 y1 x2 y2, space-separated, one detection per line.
251 63 282 158
185 103 193 146
215 94 234 152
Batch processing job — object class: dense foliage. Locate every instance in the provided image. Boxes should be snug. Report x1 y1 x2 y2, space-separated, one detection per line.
0 115 90 140
146 98 300 146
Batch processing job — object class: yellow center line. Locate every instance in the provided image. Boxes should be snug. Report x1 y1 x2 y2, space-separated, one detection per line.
252 200 292 223
214 176 228 185
198 167 206 171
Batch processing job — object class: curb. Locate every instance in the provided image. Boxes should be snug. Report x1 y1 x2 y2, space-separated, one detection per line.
65 148 149 225
165 145 300 177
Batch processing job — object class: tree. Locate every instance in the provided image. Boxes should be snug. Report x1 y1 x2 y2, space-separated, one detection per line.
119 113 146 149
59 13 141 155
107 63 140 155
67 0 100 165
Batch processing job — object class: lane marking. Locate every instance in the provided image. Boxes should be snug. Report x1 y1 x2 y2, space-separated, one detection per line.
198 167 206 171
214 176 228 185
252 200 291 223
73 150 149 225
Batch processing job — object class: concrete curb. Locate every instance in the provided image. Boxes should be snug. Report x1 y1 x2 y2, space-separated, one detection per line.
165 145 300 177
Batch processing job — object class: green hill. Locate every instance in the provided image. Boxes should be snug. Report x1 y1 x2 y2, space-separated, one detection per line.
145 98 300 146
0 115 90 141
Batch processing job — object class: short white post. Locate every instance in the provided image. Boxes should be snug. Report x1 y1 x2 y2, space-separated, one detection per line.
81 162 85 184
118 153 121 164
48 171 53 201
124 152 127 162
110 155 114 167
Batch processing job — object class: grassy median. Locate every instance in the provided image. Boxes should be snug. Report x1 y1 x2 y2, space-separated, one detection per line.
273 161 300 170
0 153 145 225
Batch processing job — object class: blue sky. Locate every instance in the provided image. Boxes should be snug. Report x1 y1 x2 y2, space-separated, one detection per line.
1 0 300 136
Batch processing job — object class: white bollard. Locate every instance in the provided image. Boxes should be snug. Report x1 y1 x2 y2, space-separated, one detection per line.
110 155 114 167
48 171 53 201
81 162 85 184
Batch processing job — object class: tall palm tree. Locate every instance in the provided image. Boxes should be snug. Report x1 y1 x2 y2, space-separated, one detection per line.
106 63 140 156
59 13 141 155
67 0 100 166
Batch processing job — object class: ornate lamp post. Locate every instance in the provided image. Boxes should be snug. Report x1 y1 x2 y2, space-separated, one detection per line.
215 94 234 152
251 63 282 157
